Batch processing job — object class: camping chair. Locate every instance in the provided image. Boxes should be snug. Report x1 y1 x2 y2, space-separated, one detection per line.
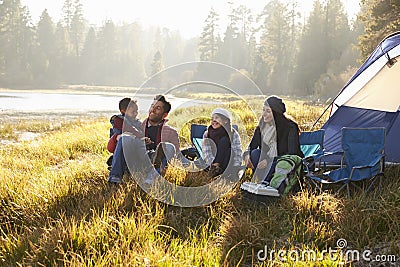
182 123 247 181
299 129 326 173
184 123 239 163
306 127 385 197
191 123 208 161
179 124 208 168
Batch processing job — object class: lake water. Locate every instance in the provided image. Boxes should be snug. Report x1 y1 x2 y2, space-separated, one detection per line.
0 91 214 122
0 92 204 113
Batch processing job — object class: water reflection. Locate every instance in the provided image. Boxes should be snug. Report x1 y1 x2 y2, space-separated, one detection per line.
0 91 208 113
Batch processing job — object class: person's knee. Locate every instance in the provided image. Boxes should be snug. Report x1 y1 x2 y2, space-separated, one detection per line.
159 142 176 161
250 149 261 166
217 136 230 149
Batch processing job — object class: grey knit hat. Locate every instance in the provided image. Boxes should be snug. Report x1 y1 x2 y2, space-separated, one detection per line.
211 108 232 121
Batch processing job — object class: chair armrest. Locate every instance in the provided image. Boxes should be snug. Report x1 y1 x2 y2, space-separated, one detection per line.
352 154 384 170
368 154 384 167
319 151 344 163
322 151 344 157
317 151 345 169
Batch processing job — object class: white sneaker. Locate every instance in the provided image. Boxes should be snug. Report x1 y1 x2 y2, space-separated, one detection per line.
253 184 280 197
240 182 253 192
241 182 280 197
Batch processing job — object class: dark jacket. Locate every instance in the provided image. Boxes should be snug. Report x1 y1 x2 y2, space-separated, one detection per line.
244 111 304 158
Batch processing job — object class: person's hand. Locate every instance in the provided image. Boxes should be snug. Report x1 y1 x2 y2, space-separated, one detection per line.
142 137 154 145
257 159 268 169
245 155 253 169
116 134 121 141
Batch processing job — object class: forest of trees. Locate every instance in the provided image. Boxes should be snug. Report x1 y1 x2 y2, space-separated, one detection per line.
0 0 399 100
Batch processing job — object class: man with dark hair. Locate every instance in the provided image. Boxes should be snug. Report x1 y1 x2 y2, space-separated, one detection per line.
153 94 171 113
108 94 180 184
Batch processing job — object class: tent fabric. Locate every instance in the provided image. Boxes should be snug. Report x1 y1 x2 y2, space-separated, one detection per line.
332 35 400 114
338 32 400 98
345 56 400 112
322 32 400 164
322 107 400 163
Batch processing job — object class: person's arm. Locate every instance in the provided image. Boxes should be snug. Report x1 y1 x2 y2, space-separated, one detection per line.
107 133 118 153
169 129 180 155
122 119 144 138
287 123 302 157
160 125 180 155
243 127 261 164
113 116 124 131
202 131 215 166
232 130 243 166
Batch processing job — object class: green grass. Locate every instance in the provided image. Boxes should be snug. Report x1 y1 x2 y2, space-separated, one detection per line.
0 99 399 266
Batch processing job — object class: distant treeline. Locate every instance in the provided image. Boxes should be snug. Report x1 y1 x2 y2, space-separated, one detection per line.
0 0 398 100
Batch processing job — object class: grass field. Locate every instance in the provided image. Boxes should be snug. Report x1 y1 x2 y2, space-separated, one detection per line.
0 97 399 266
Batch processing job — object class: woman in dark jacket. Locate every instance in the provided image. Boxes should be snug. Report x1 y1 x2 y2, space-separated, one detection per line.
243 96 303 183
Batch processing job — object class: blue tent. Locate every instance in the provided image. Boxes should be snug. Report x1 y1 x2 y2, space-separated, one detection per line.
322 32 400 164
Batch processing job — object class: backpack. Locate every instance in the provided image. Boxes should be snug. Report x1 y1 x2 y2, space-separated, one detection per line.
269 154 303 196
241 154 303 203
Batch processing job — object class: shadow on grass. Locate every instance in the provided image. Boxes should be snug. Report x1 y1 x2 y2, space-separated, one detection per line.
0 172 116 265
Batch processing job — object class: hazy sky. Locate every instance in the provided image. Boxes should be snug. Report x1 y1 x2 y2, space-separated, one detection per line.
21 0 361 39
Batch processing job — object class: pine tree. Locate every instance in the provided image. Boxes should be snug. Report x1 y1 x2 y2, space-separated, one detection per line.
358 0 400 60
70 0 85 57
198 8 220 61
0 0 35 86
149 50 164 88
258 0 293 93
96 20 117 84
81 27 96 84
36 9 57 85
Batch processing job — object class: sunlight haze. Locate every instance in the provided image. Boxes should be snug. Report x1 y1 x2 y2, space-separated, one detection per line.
22 0 360 39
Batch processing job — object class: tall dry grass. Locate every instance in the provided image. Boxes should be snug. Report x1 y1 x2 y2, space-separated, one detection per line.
0 98 399 266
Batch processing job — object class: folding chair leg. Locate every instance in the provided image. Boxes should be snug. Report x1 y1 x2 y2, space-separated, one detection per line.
306 178 323 194
365 174 384 194
336 182 350 197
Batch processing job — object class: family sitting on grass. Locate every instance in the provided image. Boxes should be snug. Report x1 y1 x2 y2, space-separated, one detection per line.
106 94 303 196
107 95 179 185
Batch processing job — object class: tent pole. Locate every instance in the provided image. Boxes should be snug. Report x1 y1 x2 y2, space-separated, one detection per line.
311 103 332 130
311 83 350 130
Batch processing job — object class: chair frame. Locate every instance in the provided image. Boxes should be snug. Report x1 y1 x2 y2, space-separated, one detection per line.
306 127 386 197
299 129 326 173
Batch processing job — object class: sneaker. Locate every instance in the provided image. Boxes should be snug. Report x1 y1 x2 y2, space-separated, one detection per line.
108 176 121 184
240 181 254 192
241 182 279 197
253 184 280 197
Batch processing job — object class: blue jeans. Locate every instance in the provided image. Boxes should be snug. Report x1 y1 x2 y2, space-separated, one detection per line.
250 149 277 183
108 135 176 182
149 141 176 173
108 135 150 182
